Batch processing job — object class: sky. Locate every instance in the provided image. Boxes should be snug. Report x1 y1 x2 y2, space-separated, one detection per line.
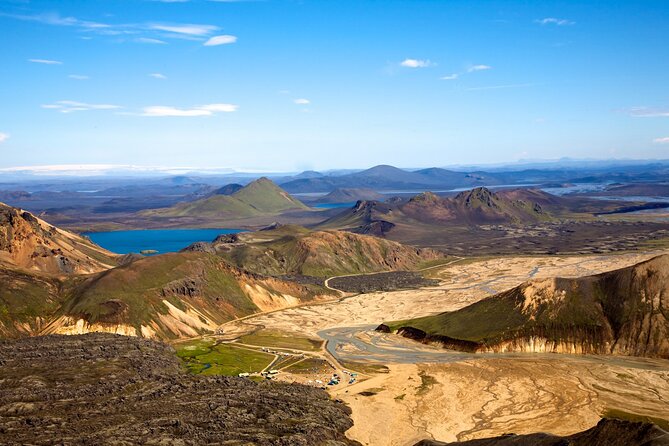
1 0 668 172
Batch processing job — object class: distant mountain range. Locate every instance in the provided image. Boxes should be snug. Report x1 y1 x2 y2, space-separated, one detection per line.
381 254 669 359
310 188 385 204
277 162 669 193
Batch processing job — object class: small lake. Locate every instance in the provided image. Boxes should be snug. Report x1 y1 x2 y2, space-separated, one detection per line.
84 228 245 255
313 202 357 209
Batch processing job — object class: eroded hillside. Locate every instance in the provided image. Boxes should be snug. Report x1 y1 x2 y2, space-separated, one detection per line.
382 254 669 358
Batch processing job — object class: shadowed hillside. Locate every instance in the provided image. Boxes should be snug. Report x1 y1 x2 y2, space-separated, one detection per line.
381 254 669 358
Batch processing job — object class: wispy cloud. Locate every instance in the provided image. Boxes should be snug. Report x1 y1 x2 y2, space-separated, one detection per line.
400 58 434 68
653 137 669 144
536 17 575 26
68 74 89 80
4 12 225 45
29 58 62 65
204 34 237 46
41 100 121 113
136 37 167 44
467 64 492 72
150 23 219 36
2 12 110 30
628 107 669 118
293 98 310 105
0 133 8 144
440 73 459 80
141 103 238 117
149 73 167 79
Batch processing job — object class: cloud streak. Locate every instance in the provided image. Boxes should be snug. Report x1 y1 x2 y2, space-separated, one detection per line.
653 137 669 144
68 74 89 80
440 73 459 80
136 37 167 44
629 107 669 118
5 12 228 45
29 58 63 65
150 23 219 36
293 98 310 105
468 64 492 72
41 101 121 113
536 17 575 26
141 103 238 117
149 73 167 79
0 133 8 144
204 34 237 46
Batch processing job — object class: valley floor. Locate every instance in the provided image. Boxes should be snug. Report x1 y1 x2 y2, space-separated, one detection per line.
210 250 669 445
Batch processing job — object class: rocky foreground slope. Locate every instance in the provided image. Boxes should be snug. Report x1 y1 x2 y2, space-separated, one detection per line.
0 333 359 445
381 254 669 358
415 418 669 446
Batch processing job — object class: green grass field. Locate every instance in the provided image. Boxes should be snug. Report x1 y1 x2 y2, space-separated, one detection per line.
176 339 274 376
239 329 323 352
284 357 332 374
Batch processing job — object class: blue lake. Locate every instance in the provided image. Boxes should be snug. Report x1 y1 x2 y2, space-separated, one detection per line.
84 228 245 255
313 202 357 209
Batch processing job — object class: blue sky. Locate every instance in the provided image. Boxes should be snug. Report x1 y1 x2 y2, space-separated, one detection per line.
1 0 668 172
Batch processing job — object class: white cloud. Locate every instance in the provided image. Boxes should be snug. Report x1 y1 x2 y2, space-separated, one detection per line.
536 17 575 26
68 74 89 80
629 107 669 118
150 23 219 36
293 98 310 105
198 104 238 112
0 133 8 144
142 103 238 117
136 37 167 44
41 100 121 113
29 58 63 65
467 64 492 72
653 137 669 144
400 58 434 68
149 73 168 79
440 73 459 80
204 34 237 46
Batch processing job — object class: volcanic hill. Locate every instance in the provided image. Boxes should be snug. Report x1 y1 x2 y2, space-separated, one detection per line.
381 254 669 358
142 177 309 219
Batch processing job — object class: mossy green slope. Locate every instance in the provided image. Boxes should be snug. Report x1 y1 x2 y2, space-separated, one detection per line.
49 251 327 339
142 177 309 218
217 227 442 277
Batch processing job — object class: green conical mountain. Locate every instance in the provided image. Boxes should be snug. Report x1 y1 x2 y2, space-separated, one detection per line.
142 177 309 218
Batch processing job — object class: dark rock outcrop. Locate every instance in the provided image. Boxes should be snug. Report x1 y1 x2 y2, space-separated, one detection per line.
0 333 361 446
